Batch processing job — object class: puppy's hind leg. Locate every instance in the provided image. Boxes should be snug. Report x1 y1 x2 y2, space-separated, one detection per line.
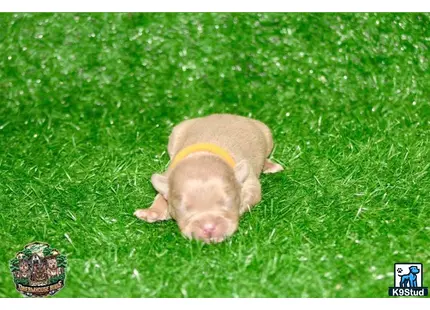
240 175 262 215
252 120 283 174
134 194 171 223
263 159 284 174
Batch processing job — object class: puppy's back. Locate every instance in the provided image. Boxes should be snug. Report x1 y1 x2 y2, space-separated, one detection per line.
172 114 272 175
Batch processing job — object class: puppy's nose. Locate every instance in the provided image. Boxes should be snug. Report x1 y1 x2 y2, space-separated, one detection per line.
202 223 216 235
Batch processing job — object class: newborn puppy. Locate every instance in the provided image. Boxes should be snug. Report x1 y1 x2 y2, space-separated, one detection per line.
134 114 283 243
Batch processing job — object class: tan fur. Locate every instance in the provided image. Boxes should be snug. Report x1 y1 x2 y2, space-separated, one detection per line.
134 114 283 243
46 258 59 277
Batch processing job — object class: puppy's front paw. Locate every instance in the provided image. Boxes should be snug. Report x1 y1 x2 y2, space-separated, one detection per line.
134 209 169 223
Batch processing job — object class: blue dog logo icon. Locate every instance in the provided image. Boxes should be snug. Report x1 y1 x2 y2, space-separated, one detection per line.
399 266 420 288
389 263 428 297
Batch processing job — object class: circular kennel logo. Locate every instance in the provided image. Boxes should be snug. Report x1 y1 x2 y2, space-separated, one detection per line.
9 242 67 297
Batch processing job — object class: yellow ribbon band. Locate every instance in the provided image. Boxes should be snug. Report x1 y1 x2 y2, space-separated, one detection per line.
170 143 236 168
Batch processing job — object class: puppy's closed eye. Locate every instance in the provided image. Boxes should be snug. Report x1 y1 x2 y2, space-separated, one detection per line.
216 199 225 206
184 204 195 211
217 199 235 211
176 199 196 212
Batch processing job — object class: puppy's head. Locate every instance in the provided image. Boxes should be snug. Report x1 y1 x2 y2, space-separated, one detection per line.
151 158 249 243
19 260 30 272
47 258 57 269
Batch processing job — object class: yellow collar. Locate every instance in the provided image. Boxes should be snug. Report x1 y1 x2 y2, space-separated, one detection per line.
170 143 236 169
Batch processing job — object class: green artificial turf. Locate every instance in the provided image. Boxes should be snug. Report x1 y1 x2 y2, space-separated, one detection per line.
0 13 429 298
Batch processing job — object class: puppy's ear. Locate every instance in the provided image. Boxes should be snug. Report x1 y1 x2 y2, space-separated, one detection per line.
151 174 169 199
234 160 250 184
